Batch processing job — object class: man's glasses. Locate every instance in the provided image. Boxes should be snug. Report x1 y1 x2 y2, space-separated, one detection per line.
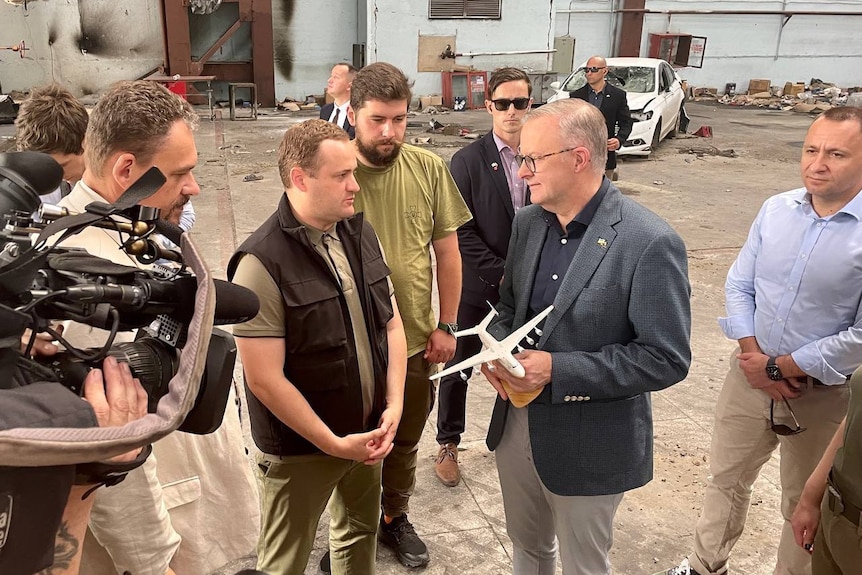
770 397 806 436
514 147 578 173
582 66 606 73
491 98 531 111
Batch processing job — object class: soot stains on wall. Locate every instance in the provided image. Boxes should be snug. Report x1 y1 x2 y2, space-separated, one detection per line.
274 0 295 79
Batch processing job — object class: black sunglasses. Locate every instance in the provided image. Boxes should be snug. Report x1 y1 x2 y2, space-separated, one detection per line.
491 98 531 111
582 66 606 73
770 397 806 436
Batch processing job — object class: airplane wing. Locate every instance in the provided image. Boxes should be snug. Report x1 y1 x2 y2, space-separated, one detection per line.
499 305 554 352
429 349 500 380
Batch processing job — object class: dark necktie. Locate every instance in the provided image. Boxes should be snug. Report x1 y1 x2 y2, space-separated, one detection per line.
332 108 341 127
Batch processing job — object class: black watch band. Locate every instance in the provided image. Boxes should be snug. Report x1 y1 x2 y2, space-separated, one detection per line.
74 444 152 492
437 321 458 335
766 356 784 381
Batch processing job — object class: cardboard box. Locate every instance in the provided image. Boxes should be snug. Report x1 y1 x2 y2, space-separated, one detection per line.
419 95 443 108
783 82 805 97
747 79 771 94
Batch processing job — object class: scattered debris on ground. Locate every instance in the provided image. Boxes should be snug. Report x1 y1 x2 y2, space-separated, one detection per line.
242 173 264 182
690 77 862 114
678 145 737 158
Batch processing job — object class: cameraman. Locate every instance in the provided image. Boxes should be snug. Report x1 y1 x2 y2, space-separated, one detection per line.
1 356 148 575
55 80 258 575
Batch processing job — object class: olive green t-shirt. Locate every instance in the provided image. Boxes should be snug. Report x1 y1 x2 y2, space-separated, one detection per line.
354 143 472 356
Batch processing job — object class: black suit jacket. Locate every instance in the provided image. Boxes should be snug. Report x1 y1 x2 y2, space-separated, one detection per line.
319 102 355 139
450 131 528 308
570 82 633 147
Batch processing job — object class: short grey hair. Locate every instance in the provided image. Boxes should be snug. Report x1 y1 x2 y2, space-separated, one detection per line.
525 99 607 174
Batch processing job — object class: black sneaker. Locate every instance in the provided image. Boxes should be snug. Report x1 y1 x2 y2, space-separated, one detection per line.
652 558 703 575
378 514 429 568
319 550 331 574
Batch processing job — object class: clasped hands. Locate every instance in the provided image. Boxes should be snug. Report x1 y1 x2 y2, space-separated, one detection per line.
737 351 802 400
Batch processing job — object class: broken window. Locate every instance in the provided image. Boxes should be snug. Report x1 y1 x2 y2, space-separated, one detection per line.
607 67 655 94
429 0 502 19
562 66 656 95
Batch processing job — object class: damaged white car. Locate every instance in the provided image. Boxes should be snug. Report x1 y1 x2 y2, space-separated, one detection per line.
548 57 687 156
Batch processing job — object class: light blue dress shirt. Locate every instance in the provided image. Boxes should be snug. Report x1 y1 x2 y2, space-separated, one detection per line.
719 188 862 385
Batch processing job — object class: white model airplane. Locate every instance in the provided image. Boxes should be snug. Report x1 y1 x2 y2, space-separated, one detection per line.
430 304 554 383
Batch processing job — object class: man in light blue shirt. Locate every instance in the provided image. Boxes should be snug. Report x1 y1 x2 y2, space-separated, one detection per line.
658 106 862 575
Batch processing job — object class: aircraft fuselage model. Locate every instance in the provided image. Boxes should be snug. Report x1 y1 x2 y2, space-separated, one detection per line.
429 304 554 382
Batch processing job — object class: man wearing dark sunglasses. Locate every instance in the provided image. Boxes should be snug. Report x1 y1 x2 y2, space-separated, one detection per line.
569 55 632 181
657 106 862 575
433 68 533 489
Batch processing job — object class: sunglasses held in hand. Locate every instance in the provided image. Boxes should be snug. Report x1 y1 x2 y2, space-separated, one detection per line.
491 98 531 111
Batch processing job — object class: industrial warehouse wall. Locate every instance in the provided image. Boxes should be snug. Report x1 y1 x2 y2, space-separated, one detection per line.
368 0 555 98
555 0 862 91
639 0 862 91
0 1 164 96
271 0 362 103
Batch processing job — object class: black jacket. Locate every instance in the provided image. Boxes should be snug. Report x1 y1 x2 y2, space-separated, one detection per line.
570 82 633 145
450 131 529 308
319 102 355 139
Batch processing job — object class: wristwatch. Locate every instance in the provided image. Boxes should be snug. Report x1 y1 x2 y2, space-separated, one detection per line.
766 356 784 381
437 321 459 335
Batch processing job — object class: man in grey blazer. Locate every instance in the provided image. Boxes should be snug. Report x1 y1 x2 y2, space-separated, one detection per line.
481 98 691 575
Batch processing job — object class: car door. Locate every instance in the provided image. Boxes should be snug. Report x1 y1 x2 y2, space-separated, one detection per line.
658 63 680 138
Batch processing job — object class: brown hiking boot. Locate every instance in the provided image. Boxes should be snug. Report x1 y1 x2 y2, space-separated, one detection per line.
434 442 460 487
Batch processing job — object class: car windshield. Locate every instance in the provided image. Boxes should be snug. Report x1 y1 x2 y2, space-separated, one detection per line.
562 65 656 94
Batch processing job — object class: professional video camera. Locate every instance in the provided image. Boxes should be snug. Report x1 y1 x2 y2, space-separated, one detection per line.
0 151 259 433
0 151 259 575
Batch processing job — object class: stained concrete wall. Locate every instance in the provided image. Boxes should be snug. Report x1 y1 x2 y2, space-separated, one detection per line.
0 0 164 96
554 0 862 91
640 0 862 91
272 0 361 102
368 0 555 98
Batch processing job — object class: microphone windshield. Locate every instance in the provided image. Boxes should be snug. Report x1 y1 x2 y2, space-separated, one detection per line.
0 152 64 216
213 279 260 325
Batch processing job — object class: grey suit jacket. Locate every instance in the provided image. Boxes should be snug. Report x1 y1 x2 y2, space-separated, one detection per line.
486 184 691 496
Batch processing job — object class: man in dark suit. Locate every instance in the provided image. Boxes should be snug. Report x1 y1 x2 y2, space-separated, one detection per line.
434 67 532 488
570 55 633 181
481 98 691 574
319 63 357 139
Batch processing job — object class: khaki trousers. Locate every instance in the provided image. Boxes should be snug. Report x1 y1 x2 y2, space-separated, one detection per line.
689 351 849 575
811 490 862 575
495 406 624 575
255 452 381 575
382 352 436 517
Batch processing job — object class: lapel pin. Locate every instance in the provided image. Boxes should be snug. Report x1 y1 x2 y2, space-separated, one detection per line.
491 162 499 171
597 238 608 248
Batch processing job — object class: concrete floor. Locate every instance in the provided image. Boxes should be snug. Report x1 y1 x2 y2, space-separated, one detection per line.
0 100 817 575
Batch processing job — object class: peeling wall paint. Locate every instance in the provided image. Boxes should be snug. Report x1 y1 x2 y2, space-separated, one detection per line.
0 0 163 96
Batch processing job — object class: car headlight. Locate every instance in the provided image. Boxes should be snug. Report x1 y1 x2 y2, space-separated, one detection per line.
631 110 653 122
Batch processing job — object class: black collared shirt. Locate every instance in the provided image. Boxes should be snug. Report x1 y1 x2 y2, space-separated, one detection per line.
529 179 610 317
588 87 604 109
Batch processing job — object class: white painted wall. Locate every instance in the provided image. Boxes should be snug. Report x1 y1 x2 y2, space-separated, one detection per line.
0 1 163 96
367 0 556 97
555 0 616 68
272 0 361 101
640 0 862 91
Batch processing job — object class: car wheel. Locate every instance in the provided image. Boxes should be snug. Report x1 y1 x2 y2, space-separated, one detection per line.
668 106 682 139
651 119 662 151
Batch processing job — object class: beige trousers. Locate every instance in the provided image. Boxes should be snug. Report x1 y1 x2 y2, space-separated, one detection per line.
689 351 848 575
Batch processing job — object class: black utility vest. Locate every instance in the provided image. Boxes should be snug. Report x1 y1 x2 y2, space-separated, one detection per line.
227 196 393 456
